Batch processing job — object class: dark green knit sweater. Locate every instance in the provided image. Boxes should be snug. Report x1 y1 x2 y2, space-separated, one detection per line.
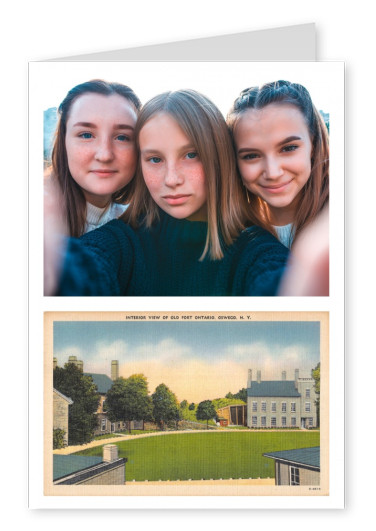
58 211 289 296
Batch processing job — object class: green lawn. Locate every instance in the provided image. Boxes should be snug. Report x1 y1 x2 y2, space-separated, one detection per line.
74 430 319 481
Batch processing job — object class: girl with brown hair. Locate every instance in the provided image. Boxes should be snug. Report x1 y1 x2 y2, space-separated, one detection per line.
227 80 329 249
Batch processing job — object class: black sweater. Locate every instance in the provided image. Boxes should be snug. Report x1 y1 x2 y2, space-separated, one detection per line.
58 212 289 296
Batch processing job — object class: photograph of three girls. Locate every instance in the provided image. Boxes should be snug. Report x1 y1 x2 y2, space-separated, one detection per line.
44 77 329 296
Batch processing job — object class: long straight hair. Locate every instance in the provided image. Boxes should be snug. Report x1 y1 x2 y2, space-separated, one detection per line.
123 89 252 260
51 79 141 237
227 80 329 244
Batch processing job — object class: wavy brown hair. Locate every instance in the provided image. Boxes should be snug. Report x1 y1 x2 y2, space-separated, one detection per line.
227 80 329 245
51 79 141 237
122 89 252 260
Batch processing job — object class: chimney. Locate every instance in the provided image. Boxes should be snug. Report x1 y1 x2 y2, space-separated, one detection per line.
103 444 118 463
295 369 299 389
282 371 286 381
257 370 261 384
111 360 119 381
53 357 57 370
247 369 252 388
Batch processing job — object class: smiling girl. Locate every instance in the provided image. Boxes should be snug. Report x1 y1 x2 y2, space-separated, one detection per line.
227 80 329 248
50 89 288 296
50 79 141 237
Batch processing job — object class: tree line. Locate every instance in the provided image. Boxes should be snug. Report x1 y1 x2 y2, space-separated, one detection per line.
53 361 321 447
53 363 219 447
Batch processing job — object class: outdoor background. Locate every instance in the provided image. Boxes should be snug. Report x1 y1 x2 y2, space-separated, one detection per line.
41 61 331 163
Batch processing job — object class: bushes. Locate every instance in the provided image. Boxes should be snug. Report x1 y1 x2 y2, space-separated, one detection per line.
53 428 66 449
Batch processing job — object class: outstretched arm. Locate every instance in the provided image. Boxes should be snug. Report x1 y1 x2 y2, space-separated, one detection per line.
44 177 68 295
44 177 136 296
57 222 136 296
235 227 290 296
278 207 329 296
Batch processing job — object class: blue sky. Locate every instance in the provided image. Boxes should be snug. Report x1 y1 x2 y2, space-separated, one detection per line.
53 320 320 402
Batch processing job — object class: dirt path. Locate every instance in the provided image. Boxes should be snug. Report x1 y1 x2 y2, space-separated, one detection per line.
53 429 225 455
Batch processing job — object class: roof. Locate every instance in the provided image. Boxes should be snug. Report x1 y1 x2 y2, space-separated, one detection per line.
53 455 102 481
53 388 73 404
84 373 113 394
263 447 320 470
247 381 301 397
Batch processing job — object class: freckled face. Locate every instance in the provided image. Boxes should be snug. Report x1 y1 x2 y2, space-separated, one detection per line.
139 113 207 221
65 93 138 208
234 104 312 225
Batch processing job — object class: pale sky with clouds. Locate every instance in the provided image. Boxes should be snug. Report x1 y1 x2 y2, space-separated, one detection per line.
53 320 320 403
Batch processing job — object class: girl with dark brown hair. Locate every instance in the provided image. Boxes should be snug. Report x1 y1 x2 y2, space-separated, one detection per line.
50 79 141 237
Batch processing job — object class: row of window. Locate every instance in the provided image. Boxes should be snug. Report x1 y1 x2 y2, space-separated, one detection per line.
251 416 314 427
251 401 312 413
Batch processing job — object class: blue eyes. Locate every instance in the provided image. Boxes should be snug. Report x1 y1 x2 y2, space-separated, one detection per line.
148 152 198 164
79 132 93 139
78 133 130 141
242 153 259 160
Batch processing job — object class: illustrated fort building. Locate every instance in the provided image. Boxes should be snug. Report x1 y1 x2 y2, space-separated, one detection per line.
247 369 317 429
263 446 320 486
53 388 73 446
53 444 127 486
217 368 318 429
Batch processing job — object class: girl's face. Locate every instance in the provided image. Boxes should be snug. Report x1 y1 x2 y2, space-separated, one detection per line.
139 112 207 221
234 103 312 225
65 93 138 208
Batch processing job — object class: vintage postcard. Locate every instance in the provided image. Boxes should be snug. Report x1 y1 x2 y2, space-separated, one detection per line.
44 311 329 503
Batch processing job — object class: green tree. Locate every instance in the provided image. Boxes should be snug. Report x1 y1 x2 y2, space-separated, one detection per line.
53 363 100 445
188 402 195 411
105 374 153 433
196 400 217 429
224 388 247 403
180 399 188 410
234 388 247 402
152 383 180 430
312 363 320 427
